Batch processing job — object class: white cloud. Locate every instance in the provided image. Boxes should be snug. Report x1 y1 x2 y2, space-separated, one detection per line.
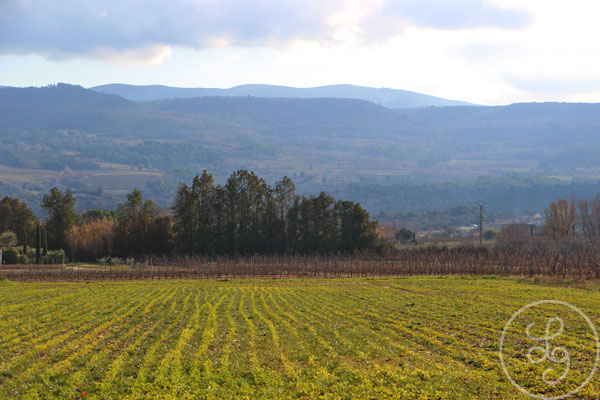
0 0 344 61
0 0 530 62
373 0 530 30
2 0 600 104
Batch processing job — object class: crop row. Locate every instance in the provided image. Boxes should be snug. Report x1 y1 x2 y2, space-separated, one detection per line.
1 277 600 398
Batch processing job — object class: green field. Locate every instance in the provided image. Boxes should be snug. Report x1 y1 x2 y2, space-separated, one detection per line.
1 277 600 399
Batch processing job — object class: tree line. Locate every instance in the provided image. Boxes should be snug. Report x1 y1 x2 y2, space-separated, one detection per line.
171 170 378 256
1 170 381 263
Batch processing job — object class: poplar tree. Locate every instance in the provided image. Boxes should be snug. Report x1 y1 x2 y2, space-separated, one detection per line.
22 226 28 254
35 223 41 264
192 170 217 254
274 176 297 252
42 227 48 256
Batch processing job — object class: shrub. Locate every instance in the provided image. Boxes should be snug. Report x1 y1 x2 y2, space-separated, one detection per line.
42 250 66 265
483 228 499 240
395 228 415 243
99 256 125 266
2 248 19 264
17 252 30 264
0 231 17 248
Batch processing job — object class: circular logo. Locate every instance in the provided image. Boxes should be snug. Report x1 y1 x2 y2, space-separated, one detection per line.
499 300 600 399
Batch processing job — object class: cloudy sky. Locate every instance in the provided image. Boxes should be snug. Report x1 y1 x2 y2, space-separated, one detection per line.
1 0 599 105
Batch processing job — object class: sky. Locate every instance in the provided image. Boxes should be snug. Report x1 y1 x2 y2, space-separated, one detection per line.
1 0 600 105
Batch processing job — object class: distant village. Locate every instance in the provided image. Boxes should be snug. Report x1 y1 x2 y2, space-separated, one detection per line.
378 213 545 244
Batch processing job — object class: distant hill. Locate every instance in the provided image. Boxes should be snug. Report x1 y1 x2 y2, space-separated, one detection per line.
0 83 192 136
90 83 475 108
0 83 131 114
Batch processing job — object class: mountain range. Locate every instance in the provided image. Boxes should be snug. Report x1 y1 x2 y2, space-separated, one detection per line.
1 83 600 216
90 83 475 108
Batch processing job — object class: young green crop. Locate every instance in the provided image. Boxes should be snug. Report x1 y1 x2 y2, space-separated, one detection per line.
1 277 600 399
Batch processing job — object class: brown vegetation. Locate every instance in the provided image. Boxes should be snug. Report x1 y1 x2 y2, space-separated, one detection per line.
3 232 600 282
66 217 114 261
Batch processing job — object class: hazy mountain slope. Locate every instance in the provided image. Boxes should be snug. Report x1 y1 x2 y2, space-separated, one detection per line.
335 176 600 215
3 84 600 215
0 83 134 131
5 84 600 163
90 83 474 108
147 96 404 139
151 96 600 146
0 85 600 216
395 102 600 143
91 84 216 102
0 84 210 138
1 83 131 110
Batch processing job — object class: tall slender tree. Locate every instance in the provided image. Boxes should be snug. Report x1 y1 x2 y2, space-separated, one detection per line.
22 226 28 254
115 189 171 258
172 183 196 254
192 170 217 254
274 176 297 252
544 197 576 237
35 223 41 264
41 188 78 251
224 170 270 254
42 227 48 256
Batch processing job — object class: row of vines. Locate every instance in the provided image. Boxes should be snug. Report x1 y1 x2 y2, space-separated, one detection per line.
3 237 600 281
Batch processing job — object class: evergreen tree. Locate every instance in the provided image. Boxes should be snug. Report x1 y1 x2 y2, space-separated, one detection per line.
0 196 38 245
212 187 228 254
262 190 279 253
35 223 41 264
338 201 378 251
42 227 48 256
169 170 380 256
41 188 78 251
22 226 28 254
224 170 269 254
313 192 339 253
172 183 196 254
192 170 217 254
114 189 170 258
274 176 297 252
286 195 301 253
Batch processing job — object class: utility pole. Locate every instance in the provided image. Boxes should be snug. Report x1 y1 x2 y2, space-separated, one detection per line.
475 202 485 245
479 204 483 245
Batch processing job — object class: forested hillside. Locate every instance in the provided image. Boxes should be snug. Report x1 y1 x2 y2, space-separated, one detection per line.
337 176 600 215
2 83 600 218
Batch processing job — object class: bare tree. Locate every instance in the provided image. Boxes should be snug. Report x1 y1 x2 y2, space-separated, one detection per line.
544 197 576 237
579 195 600 241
